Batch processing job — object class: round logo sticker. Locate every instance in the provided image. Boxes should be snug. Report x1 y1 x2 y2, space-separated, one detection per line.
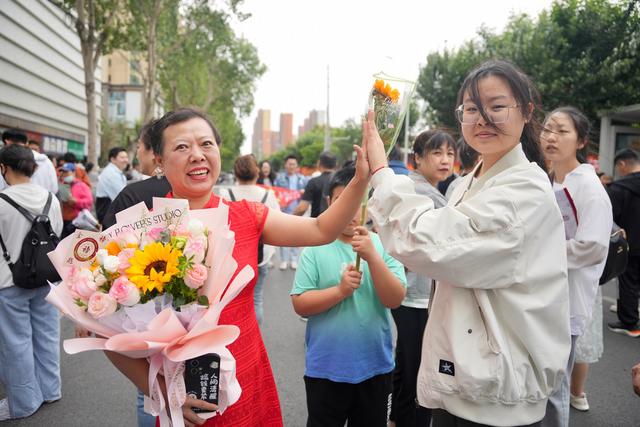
73 237 99 262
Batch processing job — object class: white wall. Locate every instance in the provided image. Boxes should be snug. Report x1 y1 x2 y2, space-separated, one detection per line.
0 0 102 148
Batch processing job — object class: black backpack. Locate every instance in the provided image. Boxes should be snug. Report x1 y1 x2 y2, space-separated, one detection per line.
227 189 269 264
0 193 61 289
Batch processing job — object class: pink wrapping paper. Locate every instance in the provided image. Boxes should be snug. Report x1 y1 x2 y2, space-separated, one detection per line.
46 200 254 426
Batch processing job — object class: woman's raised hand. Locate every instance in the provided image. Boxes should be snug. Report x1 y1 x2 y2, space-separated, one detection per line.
363 110 388 173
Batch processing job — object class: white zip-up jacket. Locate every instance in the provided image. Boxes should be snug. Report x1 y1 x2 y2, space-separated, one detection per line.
554 163 612 336
368 144 571 426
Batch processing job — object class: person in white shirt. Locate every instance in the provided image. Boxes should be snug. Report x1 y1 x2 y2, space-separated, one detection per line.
363 60 571 427
0 129 58 194
219 154 279 325
0 144 63 421
95 146 129 223
540 106 612 420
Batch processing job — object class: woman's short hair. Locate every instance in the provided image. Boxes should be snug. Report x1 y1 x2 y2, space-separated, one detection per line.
149 108 221 155
411 129 456 168
0 144 37 177
233 154 259 181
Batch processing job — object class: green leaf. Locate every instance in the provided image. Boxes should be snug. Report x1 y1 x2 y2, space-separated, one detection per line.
197 295 210 307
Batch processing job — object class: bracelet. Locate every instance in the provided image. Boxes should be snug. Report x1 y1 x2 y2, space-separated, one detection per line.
371 165 387 176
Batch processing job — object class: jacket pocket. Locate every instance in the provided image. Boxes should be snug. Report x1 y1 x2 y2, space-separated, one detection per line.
426 290 501 401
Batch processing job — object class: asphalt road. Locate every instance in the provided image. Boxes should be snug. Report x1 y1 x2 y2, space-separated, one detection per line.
1 268 639 426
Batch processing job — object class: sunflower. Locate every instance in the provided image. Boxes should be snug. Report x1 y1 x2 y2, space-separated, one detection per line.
372 78 400 103
126 242 181 293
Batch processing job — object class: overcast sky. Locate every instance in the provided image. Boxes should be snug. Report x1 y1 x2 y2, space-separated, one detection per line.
232 0 554 154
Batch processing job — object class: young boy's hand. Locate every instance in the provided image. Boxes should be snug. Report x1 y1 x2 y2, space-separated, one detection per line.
351 226 378 262
338 264 362 298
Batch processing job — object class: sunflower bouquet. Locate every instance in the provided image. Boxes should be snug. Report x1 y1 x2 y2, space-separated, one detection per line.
46 198 254 426
66 218 211 319
367 73 416 154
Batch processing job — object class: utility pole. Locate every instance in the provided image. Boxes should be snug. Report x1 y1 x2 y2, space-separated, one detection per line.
403 105 410 164
324 65 331 152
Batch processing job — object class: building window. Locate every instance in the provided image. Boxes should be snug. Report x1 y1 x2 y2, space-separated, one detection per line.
130 60 141 85
108 91 126 121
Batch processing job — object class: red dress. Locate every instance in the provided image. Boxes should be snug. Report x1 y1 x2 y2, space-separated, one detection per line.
162 193 283 426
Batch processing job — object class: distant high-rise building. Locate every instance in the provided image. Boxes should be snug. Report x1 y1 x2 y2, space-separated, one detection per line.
298 109 326 137
252 109 271 158
271 131 280 152
279 113 294 147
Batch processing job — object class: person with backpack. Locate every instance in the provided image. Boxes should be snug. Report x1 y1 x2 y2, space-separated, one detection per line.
0 144 63 421
219 154 279 325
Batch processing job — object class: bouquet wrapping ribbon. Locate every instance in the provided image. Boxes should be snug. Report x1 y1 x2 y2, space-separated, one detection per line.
46 201 254 426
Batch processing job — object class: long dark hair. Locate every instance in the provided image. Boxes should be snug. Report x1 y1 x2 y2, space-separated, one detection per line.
457 60 547 172
544 106 591 163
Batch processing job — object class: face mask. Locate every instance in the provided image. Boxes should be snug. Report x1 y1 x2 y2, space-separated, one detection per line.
63 175 74 184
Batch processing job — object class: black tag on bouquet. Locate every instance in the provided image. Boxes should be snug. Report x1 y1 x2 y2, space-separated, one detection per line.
184 353 221 412
438 359 455 376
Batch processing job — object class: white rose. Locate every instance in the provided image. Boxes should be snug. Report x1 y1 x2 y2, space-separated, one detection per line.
103 255 120 273
188 219 205 237
96 249 109 265
94 272 107 287
79 268 94 281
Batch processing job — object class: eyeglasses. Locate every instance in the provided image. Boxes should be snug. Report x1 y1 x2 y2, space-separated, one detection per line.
455 104 519 125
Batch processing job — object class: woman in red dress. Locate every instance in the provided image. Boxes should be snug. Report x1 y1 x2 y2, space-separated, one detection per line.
106 108 369 426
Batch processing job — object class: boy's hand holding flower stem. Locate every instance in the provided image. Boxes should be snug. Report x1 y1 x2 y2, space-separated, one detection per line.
352 225 406 309
337 264 362 298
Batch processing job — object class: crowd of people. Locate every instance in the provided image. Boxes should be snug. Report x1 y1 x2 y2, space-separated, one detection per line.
0 59 639 427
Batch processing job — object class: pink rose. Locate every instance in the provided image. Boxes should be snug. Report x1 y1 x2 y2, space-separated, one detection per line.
87 292 118 318
184 264 208 289
108 277 140 306
146 227 164 241
183 236 207 264
68 268 97 300
118 248 136 273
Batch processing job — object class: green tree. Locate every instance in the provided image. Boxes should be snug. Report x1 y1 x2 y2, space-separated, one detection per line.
266 123 364 172
417 0 640 149
126 0 180 123
54 0 130 165
158 1 266 170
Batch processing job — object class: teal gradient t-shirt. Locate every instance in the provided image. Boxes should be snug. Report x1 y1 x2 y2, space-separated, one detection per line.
291 233 407 383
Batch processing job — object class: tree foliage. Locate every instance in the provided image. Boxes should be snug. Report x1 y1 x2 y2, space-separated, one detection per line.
266 122 363 172
158 0 266 170
417 0 640 148
54 0 130 164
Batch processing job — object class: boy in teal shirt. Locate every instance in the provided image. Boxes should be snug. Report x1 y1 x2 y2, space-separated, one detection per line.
290 164 407 427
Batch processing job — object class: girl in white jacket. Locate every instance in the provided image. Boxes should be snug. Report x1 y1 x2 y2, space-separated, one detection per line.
363 60 571 427
540 106 612 421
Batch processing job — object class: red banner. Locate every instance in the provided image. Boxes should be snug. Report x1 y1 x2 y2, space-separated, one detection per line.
257 184 303 209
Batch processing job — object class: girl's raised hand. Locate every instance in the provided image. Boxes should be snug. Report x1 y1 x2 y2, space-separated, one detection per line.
363 110 388 173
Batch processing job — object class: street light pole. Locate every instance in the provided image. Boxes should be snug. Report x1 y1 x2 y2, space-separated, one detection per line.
403 104 410 164
324 65 331 152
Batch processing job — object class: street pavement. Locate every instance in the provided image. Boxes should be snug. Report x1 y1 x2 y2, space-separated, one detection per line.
1 267 639 426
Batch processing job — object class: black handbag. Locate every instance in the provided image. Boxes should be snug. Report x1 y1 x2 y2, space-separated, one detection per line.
599 228 629 285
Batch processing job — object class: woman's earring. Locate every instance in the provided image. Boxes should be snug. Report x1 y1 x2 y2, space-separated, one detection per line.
154 166 164 179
